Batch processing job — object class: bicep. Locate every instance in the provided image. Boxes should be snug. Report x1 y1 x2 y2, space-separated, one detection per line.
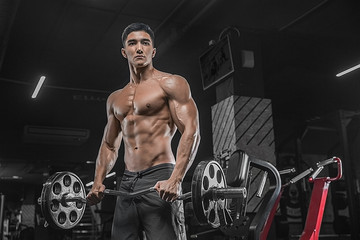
171 98 199 133
102 113 122 150
102 94 122 150
164 76 199 133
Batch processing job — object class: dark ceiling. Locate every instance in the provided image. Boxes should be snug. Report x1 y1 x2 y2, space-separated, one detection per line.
1 0 360 185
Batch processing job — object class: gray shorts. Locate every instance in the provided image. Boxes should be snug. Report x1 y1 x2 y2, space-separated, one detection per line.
111 163 187 240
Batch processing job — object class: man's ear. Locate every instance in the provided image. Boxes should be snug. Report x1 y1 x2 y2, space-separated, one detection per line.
152 48 156 58
121 48 127 58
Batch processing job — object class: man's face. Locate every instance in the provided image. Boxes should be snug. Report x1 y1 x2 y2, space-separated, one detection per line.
121 31 156 68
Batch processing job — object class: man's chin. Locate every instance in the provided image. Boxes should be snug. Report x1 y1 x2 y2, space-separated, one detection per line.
134 62 148 68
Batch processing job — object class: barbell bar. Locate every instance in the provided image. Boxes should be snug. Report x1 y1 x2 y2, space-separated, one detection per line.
58 187 192 205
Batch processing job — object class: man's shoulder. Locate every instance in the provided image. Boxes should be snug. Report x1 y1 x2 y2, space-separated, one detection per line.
106 88 124 103
109 88 122 97
157 72 188 87
156 72 191 99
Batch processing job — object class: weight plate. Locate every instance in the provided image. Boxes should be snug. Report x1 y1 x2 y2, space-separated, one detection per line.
39 172 86 229
191 160 227 228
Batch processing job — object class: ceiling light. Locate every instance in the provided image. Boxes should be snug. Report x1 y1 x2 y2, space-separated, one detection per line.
336 63 360 77
31 75 46 98
85 171 116 187
106 172 116 178
85 181 94 187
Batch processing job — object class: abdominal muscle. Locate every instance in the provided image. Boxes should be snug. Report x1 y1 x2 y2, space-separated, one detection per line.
121 113 176 172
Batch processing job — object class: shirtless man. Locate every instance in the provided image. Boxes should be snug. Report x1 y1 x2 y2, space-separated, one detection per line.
86 23 200 240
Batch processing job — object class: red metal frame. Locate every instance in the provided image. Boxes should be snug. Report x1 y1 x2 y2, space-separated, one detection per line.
259 157 342 240
260 168 313 240
300 157 342 240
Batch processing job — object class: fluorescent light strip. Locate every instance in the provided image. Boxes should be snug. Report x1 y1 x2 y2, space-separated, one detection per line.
85 171 116 187
31 76 46 98
336 63 360 77
106 172 116 178
85 181 94 187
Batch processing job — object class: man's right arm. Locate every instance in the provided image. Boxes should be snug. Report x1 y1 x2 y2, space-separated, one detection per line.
87 93 122 205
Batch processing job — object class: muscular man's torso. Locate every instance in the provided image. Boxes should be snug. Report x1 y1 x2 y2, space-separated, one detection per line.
111 74 177 171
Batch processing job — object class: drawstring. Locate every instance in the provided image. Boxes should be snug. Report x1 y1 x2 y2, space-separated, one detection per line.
123 163 175 193
130 172 143 192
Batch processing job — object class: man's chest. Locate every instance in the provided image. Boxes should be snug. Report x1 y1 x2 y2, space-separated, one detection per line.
113 83 167 119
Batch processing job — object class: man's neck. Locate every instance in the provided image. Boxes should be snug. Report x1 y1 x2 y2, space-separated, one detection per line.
129 64 155 84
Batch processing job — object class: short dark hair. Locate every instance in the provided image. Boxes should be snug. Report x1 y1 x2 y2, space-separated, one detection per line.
122 23 155 47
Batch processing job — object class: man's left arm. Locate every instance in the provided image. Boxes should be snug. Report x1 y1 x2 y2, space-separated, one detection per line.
155 75 201 201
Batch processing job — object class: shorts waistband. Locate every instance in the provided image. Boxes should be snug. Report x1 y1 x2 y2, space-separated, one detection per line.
124 163 175 177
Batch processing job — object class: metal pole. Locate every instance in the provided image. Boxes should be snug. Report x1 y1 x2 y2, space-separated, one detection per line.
0 194 5 239
337 110 360 239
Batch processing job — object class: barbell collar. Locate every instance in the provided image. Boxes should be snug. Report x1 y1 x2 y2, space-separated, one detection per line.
62 194 87 204
209 187 247 200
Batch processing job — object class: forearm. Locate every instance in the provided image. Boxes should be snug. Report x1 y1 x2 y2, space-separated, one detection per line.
171 129 200 182
87 141 119 205
93 142 119 184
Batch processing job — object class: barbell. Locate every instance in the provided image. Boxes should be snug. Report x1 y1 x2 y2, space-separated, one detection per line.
38 160 247 230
